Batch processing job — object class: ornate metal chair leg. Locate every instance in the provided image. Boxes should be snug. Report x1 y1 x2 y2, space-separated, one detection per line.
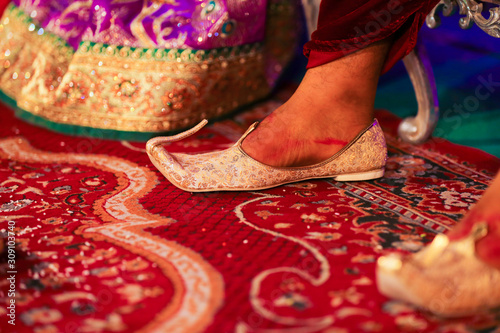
399 40 439 144
301 0 321 37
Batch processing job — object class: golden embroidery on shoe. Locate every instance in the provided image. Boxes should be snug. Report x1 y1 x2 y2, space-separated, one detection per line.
147 119 388 192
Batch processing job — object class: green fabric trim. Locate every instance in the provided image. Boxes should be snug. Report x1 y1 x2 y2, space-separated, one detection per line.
14 108 164 141
1 85 270 141
0 90 18 110
0 90 167 141
80 40 263 62
0 4 265 141
0 87 269 142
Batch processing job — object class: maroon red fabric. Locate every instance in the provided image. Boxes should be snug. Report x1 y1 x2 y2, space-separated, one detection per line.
0 0 9 16
304 0 440 73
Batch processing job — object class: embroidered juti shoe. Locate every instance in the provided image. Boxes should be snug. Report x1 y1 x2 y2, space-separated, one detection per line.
376 223 500 317
146 119 387 192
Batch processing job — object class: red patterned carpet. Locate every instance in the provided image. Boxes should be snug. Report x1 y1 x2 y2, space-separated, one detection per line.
1 93 500 333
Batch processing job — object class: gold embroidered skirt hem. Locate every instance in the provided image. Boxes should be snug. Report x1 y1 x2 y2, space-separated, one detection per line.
0 4 298 139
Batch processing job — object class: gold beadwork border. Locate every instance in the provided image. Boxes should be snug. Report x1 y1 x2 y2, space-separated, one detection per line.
0 2 299 134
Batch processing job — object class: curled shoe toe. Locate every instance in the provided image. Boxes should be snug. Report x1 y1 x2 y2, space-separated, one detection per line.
147 119 387 192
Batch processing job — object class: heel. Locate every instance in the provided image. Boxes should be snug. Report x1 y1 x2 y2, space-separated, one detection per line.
334 168 385 181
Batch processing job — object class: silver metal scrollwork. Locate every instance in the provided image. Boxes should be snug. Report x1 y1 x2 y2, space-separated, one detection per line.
427 0 500 38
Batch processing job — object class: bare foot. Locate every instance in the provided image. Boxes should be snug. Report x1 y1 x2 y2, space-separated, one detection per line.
242 39 392 167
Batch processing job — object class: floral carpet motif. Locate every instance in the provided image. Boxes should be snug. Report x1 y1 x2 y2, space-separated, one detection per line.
1 96 499 333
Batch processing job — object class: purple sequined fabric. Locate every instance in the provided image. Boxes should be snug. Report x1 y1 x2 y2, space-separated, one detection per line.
13 0 268 50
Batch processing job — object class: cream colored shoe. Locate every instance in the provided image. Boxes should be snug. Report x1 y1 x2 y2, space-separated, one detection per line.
146 119 387 192
377 223 500 317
